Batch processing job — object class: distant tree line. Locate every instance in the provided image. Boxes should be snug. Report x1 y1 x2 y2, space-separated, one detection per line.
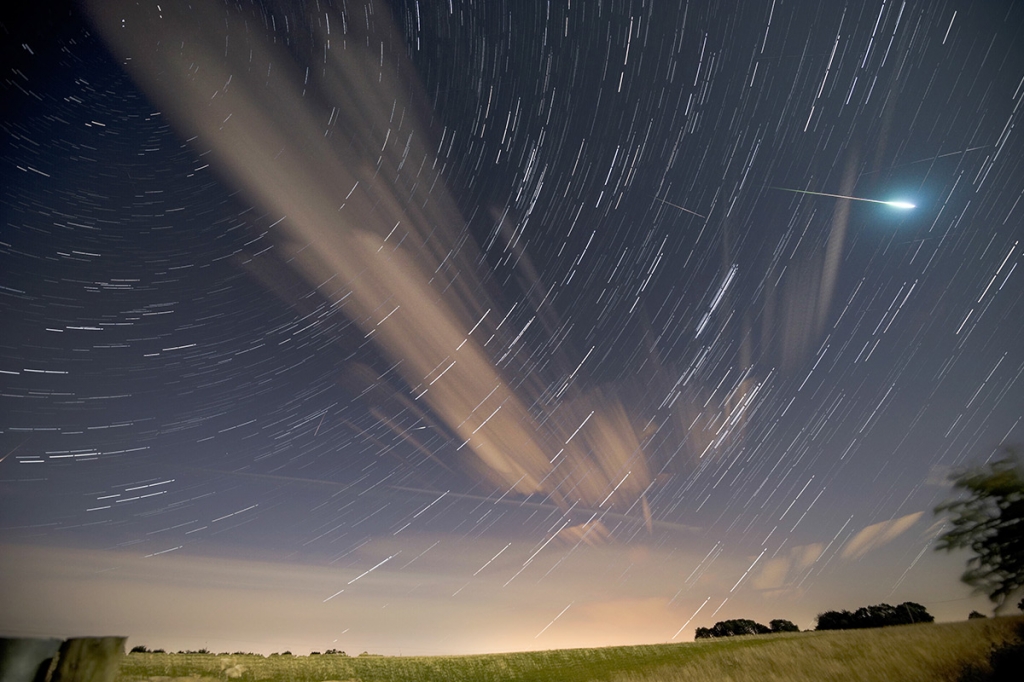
815 602 933 630
694 601 936 639
128 646 356 657
129 646 165 654
694 618 799 639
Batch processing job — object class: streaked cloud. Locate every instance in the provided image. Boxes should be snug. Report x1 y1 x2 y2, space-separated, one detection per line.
84 0 652 521
841 512 924 560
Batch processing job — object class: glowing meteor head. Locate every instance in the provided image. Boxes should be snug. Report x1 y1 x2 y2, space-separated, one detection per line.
885 200 916 210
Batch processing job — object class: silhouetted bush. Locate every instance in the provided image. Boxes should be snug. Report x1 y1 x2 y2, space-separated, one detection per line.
130 645 148 653
958 623 1024 681
969 611 988 619
989 639 1024 679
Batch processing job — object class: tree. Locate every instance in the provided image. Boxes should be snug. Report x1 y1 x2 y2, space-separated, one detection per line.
934 450 1024 611
696 617 800 639
815 602 932 630
695 619 770 639
968 610 987 619
896 602 934 625
815 609 854 630
853 603 897 628
769 619 800 633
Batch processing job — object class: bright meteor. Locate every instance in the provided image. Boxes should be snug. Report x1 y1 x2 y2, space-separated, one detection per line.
772 187 916 209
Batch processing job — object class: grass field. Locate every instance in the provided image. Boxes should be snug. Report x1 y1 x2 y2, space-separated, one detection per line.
116 616 1023 682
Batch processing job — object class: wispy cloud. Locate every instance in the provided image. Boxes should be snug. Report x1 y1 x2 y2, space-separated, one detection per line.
841 512 924 560
84 0 651 518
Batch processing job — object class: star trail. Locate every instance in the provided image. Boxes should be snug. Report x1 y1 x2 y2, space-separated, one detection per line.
2 0 1023 656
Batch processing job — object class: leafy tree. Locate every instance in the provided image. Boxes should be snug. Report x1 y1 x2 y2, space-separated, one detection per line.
695 618 770 639
695 617 803 639
718 619 770 637
769 619 800 633
815 609 854 631
897 602 934 624
853 603 898 628
968 610 988 619
934 451 1024 611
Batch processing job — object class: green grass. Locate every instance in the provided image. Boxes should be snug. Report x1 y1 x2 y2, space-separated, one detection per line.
116 616 1023 682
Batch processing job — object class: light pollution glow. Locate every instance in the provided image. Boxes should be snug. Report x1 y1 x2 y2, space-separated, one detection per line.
0 540 990 656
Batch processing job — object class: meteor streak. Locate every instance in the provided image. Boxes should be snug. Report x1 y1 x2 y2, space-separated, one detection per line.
772 187 915 209
654 195 707 218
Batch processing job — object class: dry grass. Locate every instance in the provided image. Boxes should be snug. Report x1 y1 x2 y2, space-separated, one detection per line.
610 618 1023 682
116 616 1023 682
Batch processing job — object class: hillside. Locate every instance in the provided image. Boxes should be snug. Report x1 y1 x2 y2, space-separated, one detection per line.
117 616 1023 682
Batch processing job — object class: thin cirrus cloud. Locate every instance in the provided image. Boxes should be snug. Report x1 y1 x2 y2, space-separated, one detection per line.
751 543 824 592
840 512 925 560
752 513 925 596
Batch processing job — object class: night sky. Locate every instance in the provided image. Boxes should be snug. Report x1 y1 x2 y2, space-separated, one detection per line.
2 0 1023 657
